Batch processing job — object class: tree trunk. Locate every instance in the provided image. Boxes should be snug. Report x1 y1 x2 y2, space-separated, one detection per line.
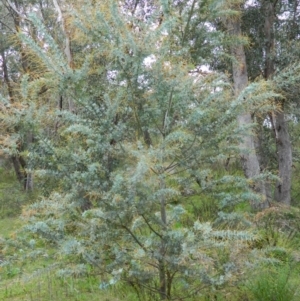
226 17 267 208
25 132 34 191
274 110 292 205
1 51 14 102
11 156 25 185
262 0 292 205
254 117 273 202
159 175 167 300
53 0 76 113
1 50 30 189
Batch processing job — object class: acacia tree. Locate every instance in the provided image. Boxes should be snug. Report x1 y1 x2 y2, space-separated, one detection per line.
4 1 274 300
1 0 292 300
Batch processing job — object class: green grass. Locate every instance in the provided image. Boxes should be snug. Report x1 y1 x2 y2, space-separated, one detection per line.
0 245 135 301
0 219 133 301
0 271 126 301
0 237 130 301
0 167 132 301
0 218 23 238
0 167 26 218
244 265 299 301
1 164 300 301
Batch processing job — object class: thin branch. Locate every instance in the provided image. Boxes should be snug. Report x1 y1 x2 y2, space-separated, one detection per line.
150 167 159 175
181 0 197 45
5 0 29 21
169 282 211 301
131 0 139 15
141 214 163 239
164 157 178 172
145 260 159 269
165 166 190 177
39 0 46 21
0 19 15 33
124 278 162 295
122 224 147 252
163 88 174 135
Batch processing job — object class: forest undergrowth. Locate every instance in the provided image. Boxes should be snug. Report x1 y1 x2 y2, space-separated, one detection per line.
1 166 300 301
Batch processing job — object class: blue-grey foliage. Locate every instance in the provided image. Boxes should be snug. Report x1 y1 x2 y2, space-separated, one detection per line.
0 1 281 300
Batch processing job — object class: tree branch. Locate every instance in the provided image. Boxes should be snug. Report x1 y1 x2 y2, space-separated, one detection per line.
141 214 163 239
121 224 147 252
5 0 29 21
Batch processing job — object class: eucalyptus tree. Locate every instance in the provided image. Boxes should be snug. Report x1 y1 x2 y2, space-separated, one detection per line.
202 0 300 207
263 0 292 205
241 0 300 206
223 1 269 208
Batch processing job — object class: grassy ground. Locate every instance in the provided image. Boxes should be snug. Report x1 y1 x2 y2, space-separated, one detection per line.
0 166 128 301
0 222 130 301
0 164 300 301
0 273 124 301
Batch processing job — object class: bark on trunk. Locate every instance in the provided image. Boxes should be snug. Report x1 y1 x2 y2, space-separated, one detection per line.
1 50 29 188
18 153 33 190
254 117 273 202
3 1 34 191
262 0 292 205
1 51 14 102
11 156 24 184
159 175 167 300
226 17 267 208
274 110 292 205
25 132 34 191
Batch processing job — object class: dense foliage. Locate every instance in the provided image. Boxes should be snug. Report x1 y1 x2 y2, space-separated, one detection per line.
1 0 300 300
